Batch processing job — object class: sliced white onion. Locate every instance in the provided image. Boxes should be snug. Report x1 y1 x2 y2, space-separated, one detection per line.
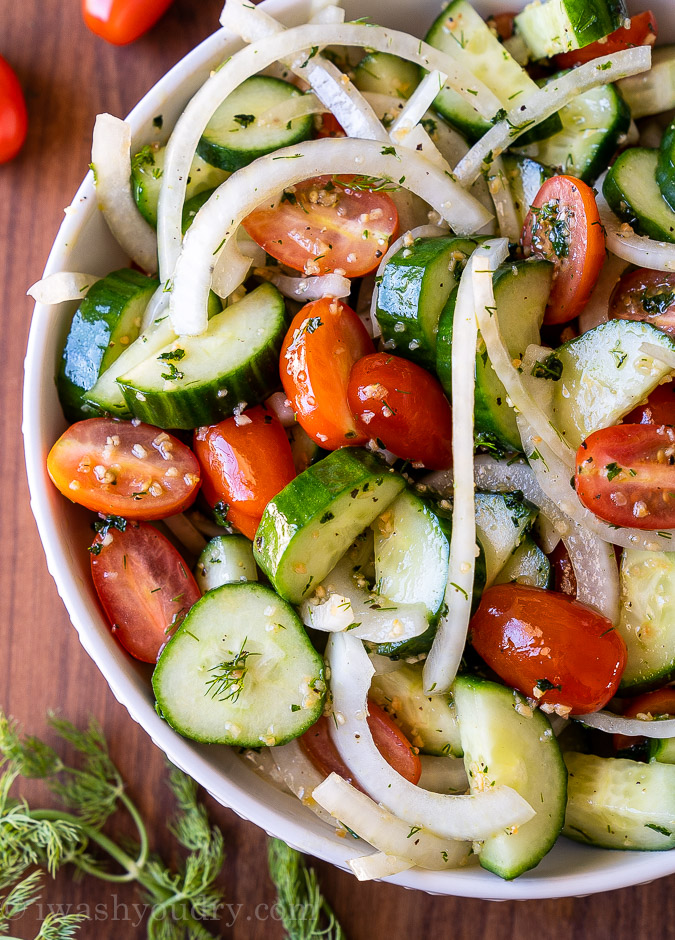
531 512 562 555
265 391 296 427
255 92 325 128
161 513 207 555
306 60 388 141
454 47 652 187
418 755 469 794
596 176 675 273
270 740 335 825
576 711 675 739
640 342 675 371
170 138 492 335
327 633 535 841
91 113 158 275
423 240 509 696
484 155 521 242
308 3 345 26
27 271 102 305
313 773 471 870
390 70 448 144
348 853 414 880
255 267 351 301
578 251 628 334
185 509 232 538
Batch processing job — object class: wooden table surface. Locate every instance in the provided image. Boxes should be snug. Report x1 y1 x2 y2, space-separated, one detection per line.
3 1 675 937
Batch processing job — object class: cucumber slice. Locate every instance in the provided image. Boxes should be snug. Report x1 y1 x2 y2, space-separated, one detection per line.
493 536 552 588
437 258 553 452
475 491 538 586
152 582 325 747
375 236 477 370
195 535 257 592
604 148 675 244
454 675 567 879
501 154 552 231
563 751 675 850
197 76 313 172
650 737 675 764
514 0 628 59
353 52 419 100
254 448 406 604
117 283 288 429
550 319 675 449
57 269 157 422
425 0 562 144
657 119 675 211
617 45 675 120
370 661 462 757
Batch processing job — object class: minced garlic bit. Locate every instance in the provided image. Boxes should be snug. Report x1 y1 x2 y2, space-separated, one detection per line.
131 443 147 459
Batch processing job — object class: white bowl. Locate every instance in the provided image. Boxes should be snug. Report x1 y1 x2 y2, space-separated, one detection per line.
23 0 675 900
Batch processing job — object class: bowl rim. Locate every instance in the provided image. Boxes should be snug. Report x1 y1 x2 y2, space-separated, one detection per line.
22 0 675 900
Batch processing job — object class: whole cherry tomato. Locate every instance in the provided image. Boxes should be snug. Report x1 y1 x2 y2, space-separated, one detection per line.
555 11 657 68
82 0 174 45
609 267 675 336
614 686 675 753
0 55 27 163
623 382 675 426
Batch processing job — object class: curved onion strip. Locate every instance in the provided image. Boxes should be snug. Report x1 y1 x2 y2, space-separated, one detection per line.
578 251 628 334
454 47 652 187
255 92 325 128
485 155 521 242
92 114 158 275
418 755 469 794
423 240 509 695
256 267 352 301
141 286 170 330
349 853 414 881
270 740 335 826
185 508 232 538
313 773 471 870
531 513 562 554
265 391 296 427
161 513 207 555
576 711 675 739
390 70 448 143
309 3 345 25
640 342 675 371
27 272 102 305
327 633 535 841
596 177 675 273
306 60 388 141
170 139 492 335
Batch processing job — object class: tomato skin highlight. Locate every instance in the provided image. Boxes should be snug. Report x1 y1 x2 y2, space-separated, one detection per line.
82 0 174 44
624 381 675 426
47 417 200 521
300 703 421 787
609 268 675 337
575 424 675 530
0 55 27 163
90 521 200 663
347 353 453 469
555 11 657 68
193 406 296 540
281 297 374 450
470 584 626 715
614 686 675 752
522 175 605 325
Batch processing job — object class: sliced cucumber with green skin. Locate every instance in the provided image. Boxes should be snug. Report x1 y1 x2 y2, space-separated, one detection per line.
376 236 477 370
604 148 675 244
493 536 552 589
617 45 675 120
117 283 288 430
475 491 538 586
563 751 675 850
197 76 313 172
501 154 552 231
195 535 257 593
551 319 675 449
425 0 562 145
254 448 405 604
657 119 675 212
57 269 157 422
131 145 228 228
454 675 567 879
515 0 628 59
370 661 462 757
152 582 325 747
437 259 553 452
650 737 675 764
353 52 419 100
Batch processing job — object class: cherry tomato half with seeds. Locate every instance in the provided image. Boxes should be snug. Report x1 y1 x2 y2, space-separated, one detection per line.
91 521 200 663
609 267 675 336
242 176 398 278
281 297 374 449
47 417 200 520
555 10 657 68
347 353 453 469
623 381 675 426
470 584 626 715
194 406 296 541
522 175 605 325
613 685 675 753
0 55 28 163
82 0 174 44
575 424 675 530
300 703 421 788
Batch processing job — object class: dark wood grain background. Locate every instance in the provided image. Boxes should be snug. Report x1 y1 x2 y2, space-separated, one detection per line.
3 1 675 937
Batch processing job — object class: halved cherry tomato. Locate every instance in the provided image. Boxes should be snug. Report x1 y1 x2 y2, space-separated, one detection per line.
555 11 657 68
242 176 398 278
470 584 626 715
614 686 675 752
82 0 174 45
347 353 453 469
609 267 675 336
522 175 605 325
90 521 201 662
47 417 200 520
280 297 374 449
0 55 27 164
548 541 577 596
575 424 675 530
300 703 421 787
315 113 346 139
624 381 675 426
486 12 517 41
193 406 296 540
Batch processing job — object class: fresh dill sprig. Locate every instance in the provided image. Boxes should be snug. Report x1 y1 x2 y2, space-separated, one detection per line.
205 638 259 703
268 839 345 940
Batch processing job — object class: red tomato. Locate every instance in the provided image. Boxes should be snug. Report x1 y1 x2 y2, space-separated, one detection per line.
347 353 453 469
614 686 675 752
300 703 421 787
575 424 675 530
486 12 517 40
470 584 626 715
280 297 374 449
242 176 398 278
0 55 27 163
47 417 200 520
555 11 657 68
90 521 200 662
609 267 675 337
522 175 605 325
315 113 346 139
624 382 675 426
548 541 577 597
82 0 174 44
193 406 296 540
